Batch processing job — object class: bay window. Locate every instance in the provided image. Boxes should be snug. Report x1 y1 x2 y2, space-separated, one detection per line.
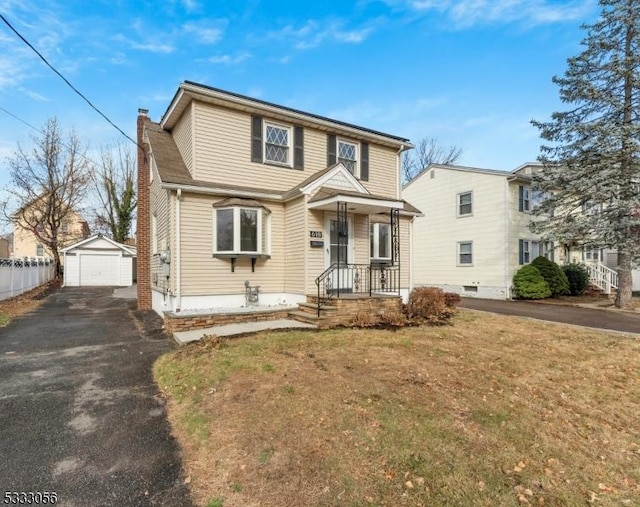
214 207 262 254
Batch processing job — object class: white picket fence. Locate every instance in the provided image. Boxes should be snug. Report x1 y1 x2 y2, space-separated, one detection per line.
0 257 56 302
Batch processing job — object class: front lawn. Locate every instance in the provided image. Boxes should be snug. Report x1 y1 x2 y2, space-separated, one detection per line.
154 311 640 507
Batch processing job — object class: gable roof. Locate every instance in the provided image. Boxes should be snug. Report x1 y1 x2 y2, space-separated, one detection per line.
403 163 533 190
60 234 136 255
161 81 414 150
282 163 369 201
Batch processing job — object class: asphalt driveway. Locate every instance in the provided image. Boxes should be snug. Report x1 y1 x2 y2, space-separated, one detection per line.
0 287 193 507
460 297 640 335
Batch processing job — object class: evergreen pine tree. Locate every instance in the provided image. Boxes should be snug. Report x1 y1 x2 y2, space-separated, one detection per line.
531 0 640 308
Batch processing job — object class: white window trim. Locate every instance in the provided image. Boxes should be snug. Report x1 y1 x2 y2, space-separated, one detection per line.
213 206 263 255
370 222 391 261
337 138 359 178
522 186 531 212
457 191 473 217
457 241 473 266
264 121 292 167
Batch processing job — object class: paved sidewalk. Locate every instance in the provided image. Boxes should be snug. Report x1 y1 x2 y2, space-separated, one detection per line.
175 318 316 344
460 297 640 335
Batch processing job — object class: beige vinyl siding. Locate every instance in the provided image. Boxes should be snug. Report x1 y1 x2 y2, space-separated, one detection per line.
190 101 401 197
353 215 369 264
173 103 194 175
150 162 172 291
284 197 306 294
363 145 398 199
179 193 286 296
306 210 325 293
403 167 508 288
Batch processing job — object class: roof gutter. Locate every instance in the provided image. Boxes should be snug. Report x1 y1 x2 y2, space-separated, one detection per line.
161 182 283 201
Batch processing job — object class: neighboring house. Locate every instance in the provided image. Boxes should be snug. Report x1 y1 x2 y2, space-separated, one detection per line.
403 162 559 300
137 81 420 316
0 235 11 258
61 234 136 287
13 204 90 261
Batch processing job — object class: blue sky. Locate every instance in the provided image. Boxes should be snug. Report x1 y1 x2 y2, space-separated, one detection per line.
0 0 600 187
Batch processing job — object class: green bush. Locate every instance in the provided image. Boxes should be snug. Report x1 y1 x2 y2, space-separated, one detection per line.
562 263 591 296
530 256 570 297
513 264 552 300
404 287 455 324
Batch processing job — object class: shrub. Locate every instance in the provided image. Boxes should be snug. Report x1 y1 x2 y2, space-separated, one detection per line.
404 287 456 324
378 310 407 329
444 292 461 308
530 256 570 297
351 311 378 328
513 264 551 300
563 263 591 296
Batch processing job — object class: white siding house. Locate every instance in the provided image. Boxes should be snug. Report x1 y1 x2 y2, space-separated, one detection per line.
403 163 550 299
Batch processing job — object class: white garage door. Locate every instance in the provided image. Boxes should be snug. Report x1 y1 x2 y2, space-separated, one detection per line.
80 254 120 286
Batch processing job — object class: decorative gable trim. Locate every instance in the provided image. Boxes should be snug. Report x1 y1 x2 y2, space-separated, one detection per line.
299 163 369 196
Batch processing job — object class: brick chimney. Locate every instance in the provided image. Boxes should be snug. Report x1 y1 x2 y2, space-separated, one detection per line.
136 108 151 310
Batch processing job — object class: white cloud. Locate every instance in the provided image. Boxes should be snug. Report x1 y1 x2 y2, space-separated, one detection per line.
268 19 374 50
206 52 251 65
182 20 226 44
404 0 595 28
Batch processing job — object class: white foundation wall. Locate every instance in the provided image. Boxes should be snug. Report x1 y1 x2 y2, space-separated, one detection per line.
413 283 510 300
151 288 307 317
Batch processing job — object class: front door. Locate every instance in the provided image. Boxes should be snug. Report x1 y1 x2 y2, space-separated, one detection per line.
325 215 353 293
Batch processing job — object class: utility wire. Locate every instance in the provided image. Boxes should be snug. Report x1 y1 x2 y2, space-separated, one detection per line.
0 13 141 149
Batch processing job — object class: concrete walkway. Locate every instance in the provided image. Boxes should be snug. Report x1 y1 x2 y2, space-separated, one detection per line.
174 318 316 344
460 297 640 335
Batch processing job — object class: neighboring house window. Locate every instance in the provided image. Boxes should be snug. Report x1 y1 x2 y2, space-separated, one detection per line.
458 241 473 265
519 186 531 212
36 244 44 257
152 215 158 254
264 122 290 165
582 199 602 215
214 207 262 254
457 192 472 216
61 222 68 234
370 223 391 260
519 240 553 265
338 139 358 176
583 248 603 262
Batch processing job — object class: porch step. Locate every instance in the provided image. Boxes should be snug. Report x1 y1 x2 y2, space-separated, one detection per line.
288 310 322 325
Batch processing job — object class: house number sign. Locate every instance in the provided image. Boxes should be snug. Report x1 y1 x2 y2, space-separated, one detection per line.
310 231 323 239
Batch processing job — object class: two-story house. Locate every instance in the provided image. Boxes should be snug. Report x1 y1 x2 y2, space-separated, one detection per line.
402 162 561 299
13 203 90 261
137 81 420 319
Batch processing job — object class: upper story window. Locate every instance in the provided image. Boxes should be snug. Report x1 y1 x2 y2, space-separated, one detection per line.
36 244 44 257
61 222 69 234
251 115 304 170
370 222 391 261
338 140 358 175
326 134 369 181
457 191 472 217
264 123 290 165
519 186 531 212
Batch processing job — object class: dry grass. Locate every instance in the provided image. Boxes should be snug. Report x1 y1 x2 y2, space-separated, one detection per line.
154 311 640 507
0 278 61 327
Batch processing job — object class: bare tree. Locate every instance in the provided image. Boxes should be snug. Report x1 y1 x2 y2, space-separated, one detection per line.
1 117 90 275
90 142 137 244
402 137 462 182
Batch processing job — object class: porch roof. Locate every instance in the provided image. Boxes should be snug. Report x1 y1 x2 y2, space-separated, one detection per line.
308 188 422 216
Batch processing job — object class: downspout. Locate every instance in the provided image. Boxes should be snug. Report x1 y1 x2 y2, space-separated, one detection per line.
176 188 182 311
396 145 405 199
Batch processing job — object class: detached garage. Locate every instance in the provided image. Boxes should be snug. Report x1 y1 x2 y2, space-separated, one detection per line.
62 234 136 287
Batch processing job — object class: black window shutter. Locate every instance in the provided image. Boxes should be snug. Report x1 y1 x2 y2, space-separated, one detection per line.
251 115 263 163
518 239 524 265
293 125 304 170
518 185 524 212
327 134 336 166
360 142 369 181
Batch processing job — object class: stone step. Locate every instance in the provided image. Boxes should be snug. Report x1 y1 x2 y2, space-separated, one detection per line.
288 310 323 325
297 301 337 314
